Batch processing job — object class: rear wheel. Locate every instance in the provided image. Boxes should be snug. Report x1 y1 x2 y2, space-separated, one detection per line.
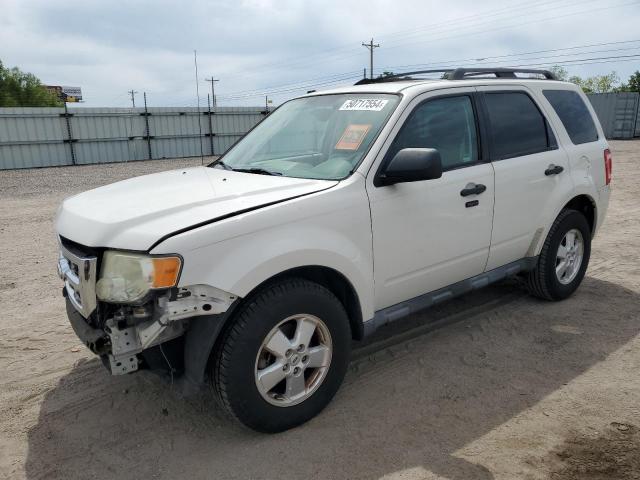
212 278 351 432
526 209 591 301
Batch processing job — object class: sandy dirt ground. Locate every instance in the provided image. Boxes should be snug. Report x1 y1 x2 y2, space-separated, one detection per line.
0 143 639 480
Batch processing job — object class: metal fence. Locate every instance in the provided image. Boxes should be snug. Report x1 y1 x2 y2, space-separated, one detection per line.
587 92 640 140
0 106 266 170
3 93 640 170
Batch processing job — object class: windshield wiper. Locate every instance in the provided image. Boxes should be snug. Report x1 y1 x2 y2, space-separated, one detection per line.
211 159 233 170
230 167 282 176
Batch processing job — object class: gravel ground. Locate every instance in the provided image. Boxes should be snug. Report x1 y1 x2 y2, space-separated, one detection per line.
1 143 639 480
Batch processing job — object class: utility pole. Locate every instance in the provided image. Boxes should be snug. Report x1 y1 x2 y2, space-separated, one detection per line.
207 93 214 156
362 38 380 79
205 77 219 108
193 50 204 163
128 89 138 108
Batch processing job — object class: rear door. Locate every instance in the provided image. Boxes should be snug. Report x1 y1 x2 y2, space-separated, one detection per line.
477 85 574 271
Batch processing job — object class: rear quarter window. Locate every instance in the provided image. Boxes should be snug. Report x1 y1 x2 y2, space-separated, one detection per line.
543 90 599 145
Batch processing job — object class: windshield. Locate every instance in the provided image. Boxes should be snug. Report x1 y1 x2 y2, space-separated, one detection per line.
211 94 400 180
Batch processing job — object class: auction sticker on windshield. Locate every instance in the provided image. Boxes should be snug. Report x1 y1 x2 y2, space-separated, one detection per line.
335 124 371 150
339 99 389 111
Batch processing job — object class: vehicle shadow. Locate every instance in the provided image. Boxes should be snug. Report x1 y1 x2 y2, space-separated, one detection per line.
24 276 640 480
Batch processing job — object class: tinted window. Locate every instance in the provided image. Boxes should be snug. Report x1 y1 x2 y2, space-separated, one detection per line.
388 96 478 170
484 92 549 160
543 90 598 144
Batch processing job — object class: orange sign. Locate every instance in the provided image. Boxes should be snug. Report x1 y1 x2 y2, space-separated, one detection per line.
335 124 371 151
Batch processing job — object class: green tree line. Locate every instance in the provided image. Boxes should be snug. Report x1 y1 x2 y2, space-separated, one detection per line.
549 66 640 94
0 60 62 107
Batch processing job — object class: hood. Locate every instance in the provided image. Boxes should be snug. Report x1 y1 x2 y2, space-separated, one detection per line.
56 166 337 251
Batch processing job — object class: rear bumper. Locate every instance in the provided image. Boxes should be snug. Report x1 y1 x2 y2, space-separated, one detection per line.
595 185 611 235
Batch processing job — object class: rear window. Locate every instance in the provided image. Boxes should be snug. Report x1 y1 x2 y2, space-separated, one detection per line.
543 90 598 144
484 92 550 160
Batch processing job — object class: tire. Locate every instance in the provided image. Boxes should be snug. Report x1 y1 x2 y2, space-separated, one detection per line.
526 209 591 301
212 277 351 433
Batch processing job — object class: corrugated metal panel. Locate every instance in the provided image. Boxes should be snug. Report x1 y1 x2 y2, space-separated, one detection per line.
587 92 640 139
0 106 265 169
635 106 640 138
0 107 69 168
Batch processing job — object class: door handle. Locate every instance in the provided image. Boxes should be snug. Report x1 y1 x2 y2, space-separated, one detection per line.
460 183 487 197
545 164 564 176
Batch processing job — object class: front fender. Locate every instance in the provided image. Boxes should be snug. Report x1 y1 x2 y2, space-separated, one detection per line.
183 225 373 321
151 178 374 321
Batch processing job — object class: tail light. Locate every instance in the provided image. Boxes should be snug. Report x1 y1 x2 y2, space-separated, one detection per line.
604 149 612 185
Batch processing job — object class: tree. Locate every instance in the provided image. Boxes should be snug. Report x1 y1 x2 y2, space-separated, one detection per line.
549 65 569 81
628 71 640 92
0 60 62 107
567 71 620 94
616 70 640 92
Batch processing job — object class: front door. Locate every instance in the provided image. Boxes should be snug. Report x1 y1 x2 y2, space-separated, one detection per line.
367 89 495 311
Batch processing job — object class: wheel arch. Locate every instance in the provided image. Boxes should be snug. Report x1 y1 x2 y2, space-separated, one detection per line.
182 265 365 392
265 265 365 340
562 194 596 236
531 193 597 259
226 265 365 342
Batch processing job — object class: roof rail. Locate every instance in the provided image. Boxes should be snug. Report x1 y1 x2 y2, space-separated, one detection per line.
355 69 454 85
449 67 557 80
353 67 557 85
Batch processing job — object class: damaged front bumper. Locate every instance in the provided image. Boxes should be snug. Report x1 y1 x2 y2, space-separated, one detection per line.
64 284 236 375
59 242 236 376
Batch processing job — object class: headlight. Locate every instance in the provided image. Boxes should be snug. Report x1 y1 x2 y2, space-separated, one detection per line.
96 251 182 303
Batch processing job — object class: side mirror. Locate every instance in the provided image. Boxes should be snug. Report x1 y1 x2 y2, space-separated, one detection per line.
375 148 443 187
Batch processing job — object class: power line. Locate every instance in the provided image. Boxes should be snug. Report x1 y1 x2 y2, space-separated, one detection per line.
378 0 640 55
353 1 640 78
218 0 638 87
219 0 634 81
217 72 361 100
379 41 640 72
499 53 640 68
216 70 361 99
221 52 640 103
217 0 571 82
218 39 640 100
148 39 640 106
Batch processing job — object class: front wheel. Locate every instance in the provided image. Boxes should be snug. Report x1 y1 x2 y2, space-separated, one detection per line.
212 278 351 432
526 209 591 301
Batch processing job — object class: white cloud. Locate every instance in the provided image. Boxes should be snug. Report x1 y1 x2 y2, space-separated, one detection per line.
1 0 639 106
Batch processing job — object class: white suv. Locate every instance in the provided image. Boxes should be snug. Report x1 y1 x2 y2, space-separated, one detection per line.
56 68 612 432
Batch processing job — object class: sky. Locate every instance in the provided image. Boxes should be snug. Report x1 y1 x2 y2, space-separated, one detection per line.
1 0 639 107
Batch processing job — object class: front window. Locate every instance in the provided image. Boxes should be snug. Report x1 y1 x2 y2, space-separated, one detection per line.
212 94 400 180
